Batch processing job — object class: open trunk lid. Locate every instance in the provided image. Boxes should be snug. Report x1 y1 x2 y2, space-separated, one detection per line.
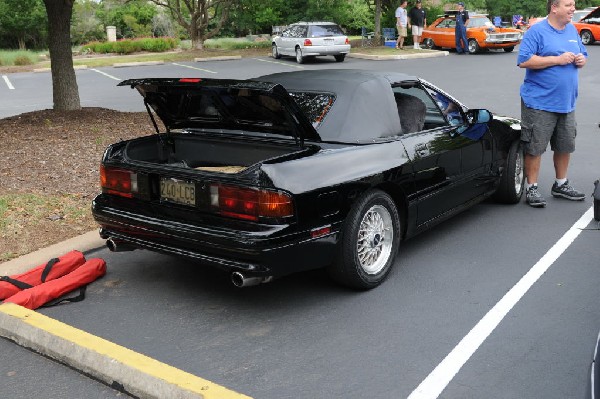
118 78 321 147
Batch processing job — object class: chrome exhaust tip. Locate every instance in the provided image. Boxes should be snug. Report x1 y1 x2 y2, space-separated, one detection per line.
106 238 136 252
231 272 273 288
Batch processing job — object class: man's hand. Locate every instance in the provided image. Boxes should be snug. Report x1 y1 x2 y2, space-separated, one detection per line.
574 53 586 68
557 51 576 65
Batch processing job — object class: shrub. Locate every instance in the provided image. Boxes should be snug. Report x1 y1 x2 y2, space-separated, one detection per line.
14 55 34 66
81 37 179 54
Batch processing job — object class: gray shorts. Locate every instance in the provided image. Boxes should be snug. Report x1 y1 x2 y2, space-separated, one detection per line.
520 100 577 156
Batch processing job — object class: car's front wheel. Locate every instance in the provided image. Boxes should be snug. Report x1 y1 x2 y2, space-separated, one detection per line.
271 43 281 59
422 38 435 49
334 54 346 62
295 47 304 64
468 39 480 54
493 140 525 204
328 190 400 290
503 46 515 53
581 30 595 45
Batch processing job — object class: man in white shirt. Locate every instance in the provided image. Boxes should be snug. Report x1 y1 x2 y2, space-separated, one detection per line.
395 0 408 49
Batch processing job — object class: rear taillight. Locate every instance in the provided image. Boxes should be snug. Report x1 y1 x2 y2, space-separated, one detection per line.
304 39 312 46
345 38 350 45
100 165 138 198
210 184 293 221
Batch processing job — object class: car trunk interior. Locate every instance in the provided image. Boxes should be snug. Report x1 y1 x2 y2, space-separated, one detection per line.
124 133 304 173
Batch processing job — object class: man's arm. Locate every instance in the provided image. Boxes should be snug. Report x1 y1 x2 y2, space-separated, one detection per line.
519 53 587 69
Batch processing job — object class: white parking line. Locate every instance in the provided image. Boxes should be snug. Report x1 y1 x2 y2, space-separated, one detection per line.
172 62 217 73
90 68 121 81
2 75 15 90
253 58 304 69
408 206 595 399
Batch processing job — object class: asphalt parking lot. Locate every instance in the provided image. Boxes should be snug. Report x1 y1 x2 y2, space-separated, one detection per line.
2 47 600 398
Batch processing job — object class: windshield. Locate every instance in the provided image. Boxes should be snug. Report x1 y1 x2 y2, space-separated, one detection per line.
469 17 495 28
308 24 344 37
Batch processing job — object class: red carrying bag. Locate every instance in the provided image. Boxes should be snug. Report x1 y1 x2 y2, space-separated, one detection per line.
0 250 86 300
3 258 106 310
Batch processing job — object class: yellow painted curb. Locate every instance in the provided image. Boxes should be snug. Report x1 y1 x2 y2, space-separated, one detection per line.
0 303 252 399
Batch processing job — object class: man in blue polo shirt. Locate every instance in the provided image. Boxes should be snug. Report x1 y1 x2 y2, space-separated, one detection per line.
518 0 587 208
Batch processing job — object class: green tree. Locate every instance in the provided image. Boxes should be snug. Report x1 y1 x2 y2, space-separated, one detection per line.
0 0 47 49
72 0 104 45
149 0 232 49
97 0 158 39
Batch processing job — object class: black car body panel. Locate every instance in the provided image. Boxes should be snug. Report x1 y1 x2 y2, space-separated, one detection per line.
92 70 521 285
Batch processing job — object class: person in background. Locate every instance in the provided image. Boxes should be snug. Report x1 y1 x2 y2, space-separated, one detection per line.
517 0 587 208
395 0 408 49
408 0 427 49
455 2 469 54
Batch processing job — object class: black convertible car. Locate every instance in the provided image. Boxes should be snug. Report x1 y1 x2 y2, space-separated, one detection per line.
92 69 523 289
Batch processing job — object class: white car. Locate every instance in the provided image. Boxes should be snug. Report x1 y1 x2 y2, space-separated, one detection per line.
271 22 351 64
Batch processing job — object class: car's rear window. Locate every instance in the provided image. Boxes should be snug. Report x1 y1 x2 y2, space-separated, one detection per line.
308 24 344 37
289 91 336 129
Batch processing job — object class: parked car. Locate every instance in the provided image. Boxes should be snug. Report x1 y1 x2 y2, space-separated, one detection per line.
271 21 350 63
573 6 600 45
92 70 523 290
421 13 523 53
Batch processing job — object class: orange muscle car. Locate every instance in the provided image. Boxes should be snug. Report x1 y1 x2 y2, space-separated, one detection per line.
421 14 523 54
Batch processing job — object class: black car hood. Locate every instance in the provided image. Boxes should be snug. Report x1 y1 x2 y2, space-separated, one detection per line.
581 6 600 21
118 78 321 144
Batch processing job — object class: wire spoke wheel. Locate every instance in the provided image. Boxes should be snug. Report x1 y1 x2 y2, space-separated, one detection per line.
356 205 393 275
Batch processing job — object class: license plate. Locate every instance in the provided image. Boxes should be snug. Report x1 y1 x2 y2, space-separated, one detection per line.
160 178 195 206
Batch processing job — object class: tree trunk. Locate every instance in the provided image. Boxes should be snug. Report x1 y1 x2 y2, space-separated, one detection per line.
43 0 81 111
374 0 382 46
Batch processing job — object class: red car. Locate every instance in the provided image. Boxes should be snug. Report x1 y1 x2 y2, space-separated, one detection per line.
421 14 523 54
573 6 600 45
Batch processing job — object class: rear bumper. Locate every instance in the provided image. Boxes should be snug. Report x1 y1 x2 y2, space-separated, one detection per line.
92 196 340 277
302 45 351 56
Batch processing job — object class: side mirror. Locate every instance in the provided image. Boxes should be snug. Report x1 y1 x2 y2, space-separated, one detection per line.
467 109 492 125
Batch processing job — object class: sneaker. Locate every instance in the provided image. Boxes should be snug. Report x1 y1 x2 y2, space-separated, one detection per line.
526 185 547 208
551 180 585 201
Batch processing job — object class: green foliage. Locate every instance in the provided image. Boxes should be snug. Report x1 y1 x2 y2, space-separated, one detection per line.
72 0 105 45
0 0 47 49
81 37 179 54
96 0 158 39
203 37 271 50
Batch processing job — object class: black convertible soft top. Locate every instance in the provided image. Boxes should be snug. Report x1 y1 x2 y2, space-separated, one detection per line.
256 69 417 141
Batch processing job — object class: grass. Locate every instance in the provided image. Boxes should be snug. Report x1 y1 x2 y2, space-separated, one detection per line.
0 50 44 66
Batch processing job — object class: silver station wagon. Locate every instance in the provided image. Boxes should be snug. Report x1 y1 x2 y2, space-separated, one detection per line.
271 21 351 64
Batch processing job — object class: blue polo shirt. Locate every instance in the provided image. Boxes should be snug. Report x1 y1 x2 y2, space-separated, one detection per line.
517 19 587 113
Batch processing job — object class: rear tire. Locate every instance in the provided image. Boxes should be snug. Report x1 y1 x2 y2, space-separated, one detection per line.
295 47 304 64
328 190 400 290
334 54 346 62
493 140 524 204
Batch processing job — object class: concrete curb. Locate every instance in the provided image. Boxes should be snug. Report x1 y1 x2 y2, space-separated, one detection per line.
194 56 242 62
348 50 449 60
33 65 89 73
113 60 165 68
0 303 251 399
0 230 104 276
